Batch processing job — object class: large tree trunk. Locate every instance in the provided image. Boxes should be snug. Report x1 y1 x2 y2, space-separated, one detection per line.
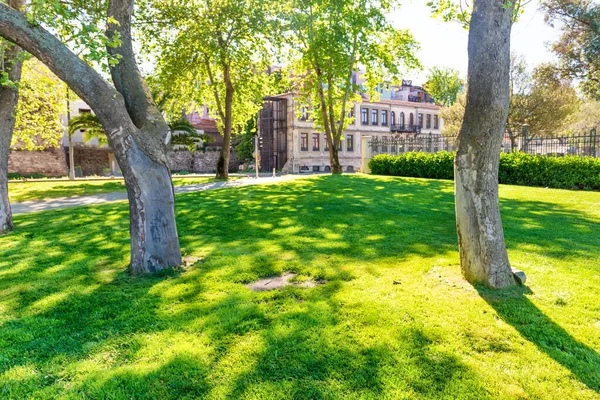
454 0 516 289
0 0 182 273
0 0 24 233
329 144 342 174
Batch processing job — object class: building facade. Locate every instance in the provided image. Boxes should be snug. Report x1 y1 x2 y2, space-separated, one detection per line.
258 93 443 173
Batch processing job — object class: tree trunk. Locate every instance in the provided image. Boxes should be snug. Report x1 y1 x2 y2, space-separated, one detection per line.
216 70 234 180
67 88 75 180
0 0 182 273
454 0 516 289
109 124 182 274
329 143 342 174
0 0 24 233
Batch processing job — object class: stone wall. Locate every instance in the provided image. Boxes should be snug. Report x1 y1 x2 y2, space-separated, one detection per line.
169 149 240 173
72 145 111 176
8 148 67 177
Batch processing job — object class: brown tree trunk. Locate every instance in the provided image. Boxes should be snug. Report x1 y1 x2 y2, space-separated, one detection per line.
329 143 342 174
216 70 234 180
0 0 182 273
454 0 516 289
0 0 24 233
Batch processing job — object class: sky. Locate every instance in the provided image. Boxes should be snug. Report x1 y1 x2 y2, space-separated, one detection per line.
392 0 562 85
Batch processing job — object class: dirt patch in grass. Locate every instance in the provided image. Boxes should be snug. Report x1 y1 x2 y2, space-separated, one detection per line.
246 273 325 291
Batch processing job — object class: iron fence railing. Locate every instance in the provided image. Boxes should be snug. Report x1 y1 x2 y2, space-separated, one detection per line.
368 129 599 159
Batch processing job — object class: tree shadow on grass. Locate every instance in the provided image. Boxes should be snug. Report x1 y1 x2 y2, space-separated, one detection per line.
1 175 599 398
477 285 600 393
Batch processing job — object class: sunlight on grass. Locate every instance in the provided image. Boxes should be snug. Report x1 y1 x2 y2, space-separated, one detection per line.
8 176 241 203
0 175 599 399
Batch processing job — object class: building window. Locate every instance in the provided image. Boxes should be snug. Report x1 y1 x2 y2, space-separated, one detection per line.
313 166 320 172
371 109 378 125
381 110 388 126
418 113 424 128
312 133 320 151
300 106 308 121
347 135 354 152
324 165 331 172
434 115 439 129
400 112 405 127
301 133 308 151
361 108 368 125
391 111 396 126
382 135 388 152
426 114 431 129
409 113 414 126
323 133 329 151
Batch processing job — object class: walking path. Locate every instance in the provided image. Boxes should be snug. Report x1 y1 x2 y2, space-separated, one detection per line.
12 175 303 215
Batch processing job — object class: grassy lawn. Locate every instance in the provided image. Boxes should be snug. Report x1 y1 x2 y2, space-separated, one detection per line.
0 175 598 399
8 176 241 203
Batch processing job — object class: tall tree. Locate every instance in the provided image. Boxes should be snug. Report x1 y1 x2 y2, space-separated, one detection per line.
424 66 463 106
440 57 580 149
288 0 420 174
430 0 522 288
0 0 182 273
542 0 600 100
141 0 274 179
0 0 24 233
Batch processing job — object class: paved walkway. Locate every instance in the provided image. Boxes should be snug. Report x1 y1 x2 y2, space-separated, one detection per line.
12 175 302 215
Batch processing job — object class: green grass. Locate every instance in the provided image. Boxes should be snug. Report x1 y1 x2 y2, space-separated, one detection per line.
8 176 241 203
0 175 599 399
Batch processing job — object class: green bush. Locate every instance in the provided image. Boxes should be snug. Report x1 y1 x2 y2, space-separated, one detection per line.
369 151 600 190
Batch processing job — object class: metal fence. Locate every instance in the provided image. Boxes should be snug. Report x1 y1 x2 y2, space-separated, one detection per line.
368 129 599 158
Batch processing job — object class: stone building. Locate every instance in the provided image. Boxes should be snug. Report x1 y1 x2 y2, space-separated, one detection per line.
258 92 443 173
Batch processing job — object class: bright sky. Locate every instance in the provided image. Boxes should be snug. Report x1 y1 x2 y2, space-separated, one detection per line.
392 0 561 85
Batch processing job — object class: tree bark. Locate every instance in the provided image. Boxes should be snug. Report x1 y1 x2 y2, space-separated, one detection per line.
454 0 516 289
216 78 234 180
0 1 182 273
66 88 75 180
0 0 24 233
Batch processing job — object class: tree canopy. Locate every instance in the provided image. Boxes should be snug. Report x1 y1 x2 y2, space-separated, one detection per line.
543 0 600 100
424 66 462 106
287 0 420 172
12 59 66 150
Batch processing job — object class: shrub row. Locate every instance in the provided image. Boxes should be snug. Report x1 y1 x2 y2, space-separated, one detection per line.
369 151 600 190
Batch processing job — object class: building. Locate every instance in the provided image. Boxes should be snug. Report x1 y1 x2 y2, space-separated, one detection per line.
258 92 443 173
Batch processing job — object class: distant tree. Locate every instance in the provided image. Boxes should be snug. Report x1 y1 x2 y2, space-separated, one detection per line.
542 0 600 100
440 57 580 150
287 0 420 174
424 67 462 106
508 63 580 147
569 99 600 133
232 118 258 165
141 0 274 179
439 91 466 137
13 59 67 150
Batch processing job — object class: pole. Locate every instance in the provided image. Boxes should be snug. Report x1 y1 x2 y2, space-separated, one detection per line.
522 124 529 154
254 135 259 179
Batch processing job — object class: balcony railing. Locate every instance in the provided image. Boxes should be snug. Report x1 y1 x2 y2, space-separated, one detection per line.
390 124 421 134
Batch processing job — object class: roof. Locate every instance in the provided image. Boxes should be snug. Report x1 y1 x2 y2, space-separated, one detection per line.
366 99 441 110
191 119 219 133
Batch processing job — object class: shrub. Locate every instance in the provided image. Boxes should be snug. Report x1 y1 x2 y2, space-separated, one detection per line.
369 151 600 190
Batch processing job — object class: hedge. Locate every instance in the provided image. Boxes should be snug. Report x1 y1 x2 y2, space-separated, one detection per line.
369 151 600 190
